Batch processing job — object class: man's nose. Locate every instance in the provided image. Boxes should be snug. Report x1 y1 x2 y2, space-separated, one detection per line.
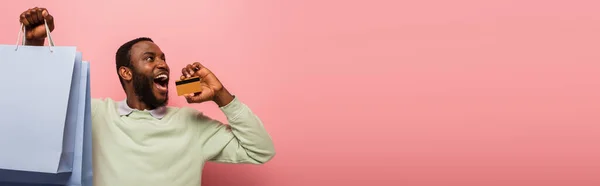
156 60 169 70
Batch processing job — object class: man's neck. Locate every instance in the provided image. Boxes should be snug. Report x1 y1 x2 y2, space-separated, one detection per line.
125 95 153 110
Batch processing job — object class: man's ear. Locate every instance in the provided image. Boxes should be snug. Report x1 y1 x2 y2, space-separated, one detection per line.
119 66 133 82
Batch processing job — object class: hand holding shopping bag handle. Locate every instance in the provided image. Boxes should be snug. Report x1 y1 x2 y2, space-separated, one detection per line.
0 7 89 185
19 7 54 46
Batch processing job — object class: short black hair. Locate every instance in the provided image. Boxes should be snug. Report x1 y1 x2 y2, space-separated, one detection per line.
115 37 154 89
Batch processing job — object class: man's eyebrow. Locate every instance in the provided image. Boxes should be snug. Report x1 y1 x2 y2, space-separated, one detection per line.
143 52 155 56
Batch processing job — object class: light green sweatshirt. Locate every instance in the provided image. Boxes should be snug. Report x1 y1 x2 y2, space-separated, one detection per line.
91 96 275 186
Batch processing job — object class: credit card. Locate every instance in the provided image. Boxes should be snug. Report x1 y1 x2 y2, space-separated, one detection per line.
175 77 202 96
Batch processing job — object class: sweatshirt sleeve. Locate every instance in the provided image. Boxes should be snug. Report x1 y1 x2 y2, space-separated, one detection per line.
194 96 276 164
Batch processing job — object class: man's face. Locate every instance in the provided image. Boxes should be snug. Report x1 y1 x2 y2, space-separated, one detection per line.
129 41 170 109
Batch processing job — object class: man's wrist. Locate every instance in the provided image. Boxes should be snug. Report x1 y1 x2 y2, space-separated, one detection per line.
213 88 234 107
24 38 45 46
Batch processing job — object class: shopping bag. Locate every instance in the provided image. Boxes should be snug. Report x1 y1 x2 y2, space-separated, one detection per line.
66 60 93 186
81 61 93 186
0 20 88 185
0 59 93 186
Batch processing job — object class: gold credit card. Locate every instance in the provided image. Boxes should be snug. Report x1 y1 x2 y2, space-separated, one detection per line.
175 77 202 96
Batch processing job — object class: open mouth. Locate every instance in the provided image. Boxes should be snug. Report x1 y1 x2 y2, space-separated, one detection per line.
153 73 169 93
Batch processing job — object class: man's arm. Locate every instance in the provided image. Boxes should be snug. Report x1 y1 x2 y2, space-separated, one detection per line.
192 95 276 164
19 7 55 46
178 50 275 164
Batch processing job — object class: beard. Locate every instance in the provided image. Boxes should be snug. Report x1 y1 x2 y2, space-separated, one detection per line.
132 70 168 109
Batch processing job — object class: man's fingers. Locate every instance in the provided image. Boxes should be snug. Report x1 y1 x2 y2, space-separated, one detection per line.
191 62 216 80
186 64 195 78
26 14 37 27
21 8 52 28
181 65 193 78
184 94 194 103
185 93 208 103
183 85 213 103
193 67 212 79
182 64 195 78
25 12 34 27
184 94 200 103
30 10 40 25
20 12 30 27
42 9 49 17
42 9 54 31
45 14 54 31
18 7 54 41
191 62 209 73
31 8 40 23
182 62 212 81
20 14 30 27
193 62 205 68
181 68 187 78
192 62 201 71
183 63 202 79
35 9 43 25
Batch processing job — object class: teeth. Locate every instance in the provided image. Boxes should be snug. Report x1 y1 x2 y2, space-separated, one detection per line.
155 74 168 80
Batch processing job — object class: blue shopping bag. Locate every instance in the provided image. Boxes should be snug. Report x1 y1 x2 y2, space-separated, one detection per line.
65 60 93 186
0 21 92 186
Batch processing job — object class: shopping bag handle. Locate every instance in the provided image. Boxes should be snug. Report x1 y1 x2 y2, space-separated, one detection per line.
15 19 55 52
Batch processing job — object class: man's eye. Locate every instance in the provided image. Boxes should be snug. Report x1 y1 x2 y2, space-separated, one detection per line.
146 57 154 61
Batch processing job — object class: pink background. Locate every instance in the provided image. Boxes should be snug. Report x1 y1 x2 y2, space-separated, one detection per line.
1 0 600 185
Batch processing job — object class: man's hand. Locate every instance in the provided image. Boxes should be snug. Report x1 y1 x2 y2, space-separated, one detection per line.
19 7 54 46
180 62 234 107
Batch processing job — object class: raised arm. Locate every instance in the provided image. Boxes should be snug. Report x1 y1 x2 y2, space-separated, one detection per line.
19 7 55 46
180 62 276 164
